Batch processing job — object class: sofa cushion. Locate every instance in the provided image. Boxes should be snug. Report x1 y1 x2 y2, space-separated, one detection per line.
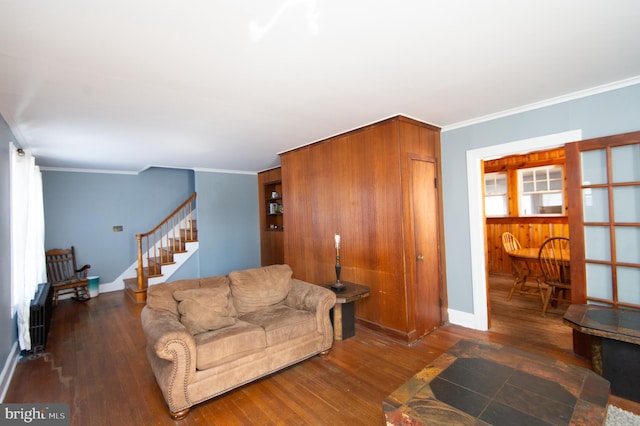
229 264 292 315
194 321 266 370
239 305 317 346
199 275 232 290
174 285 237 335
146 279 200 316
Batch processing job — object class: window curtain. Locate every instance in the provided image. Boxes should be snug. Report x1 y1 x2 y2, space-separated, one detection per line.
10 142 46 351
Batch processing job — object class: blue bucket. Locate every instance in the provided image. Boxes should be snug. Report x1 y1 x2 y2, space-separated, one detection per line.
87 276 100 298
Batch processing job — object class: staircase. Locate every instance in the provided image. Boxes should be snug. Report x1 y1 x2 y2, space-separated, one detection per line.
124 192 198 303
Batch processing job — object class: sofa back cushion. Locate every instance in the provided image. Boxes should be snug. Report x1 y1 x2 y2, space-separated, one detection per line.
146 279 200 316
146 275 230 317
229 264 292 315
174 284 237 335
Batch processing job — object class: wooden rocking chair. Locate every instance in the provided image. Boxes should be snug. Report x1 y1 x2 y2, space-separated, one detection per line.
45 246 91 305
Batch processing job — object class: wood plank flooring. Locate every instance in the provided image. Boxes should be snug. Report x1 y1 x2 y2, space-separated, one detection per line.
5 275 639 425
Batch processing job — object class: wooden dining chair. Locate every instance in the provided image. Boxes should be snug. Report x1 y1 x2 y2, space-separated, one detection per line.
538 237 571 317
45 246 91 305
502 232 525 298
501 232 547 304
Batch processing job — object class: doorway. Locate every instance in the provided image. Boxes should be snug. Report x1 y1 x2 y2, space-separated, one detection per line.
465 130 583 330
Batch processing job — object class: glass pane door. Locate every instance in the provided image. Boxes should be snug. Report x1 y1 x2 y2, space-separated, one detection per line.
567 133 640 309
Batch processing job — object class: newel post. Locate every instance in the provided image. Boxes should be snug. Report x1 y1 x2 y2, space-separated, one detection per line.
136 234 144 291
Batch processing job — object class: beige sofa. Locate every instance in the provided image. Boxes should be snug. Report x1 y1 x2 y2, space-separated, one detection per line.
140 264 336 419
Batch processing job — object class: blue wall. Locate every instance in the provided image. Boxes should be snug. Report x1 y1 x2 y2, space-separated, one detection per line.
194 171 261 276
42 167 196 283
41 167 260 285
441 83 640 316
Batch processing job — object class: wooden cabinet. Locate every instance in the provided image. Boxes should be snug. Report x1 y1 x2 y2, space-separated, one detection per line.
258 167 284 266
280 116 446 342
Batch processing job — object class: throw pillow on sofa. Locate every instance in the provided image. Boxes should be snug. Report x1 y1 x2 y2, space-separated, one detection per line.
147 279 200 316
174 285 237 334
229 264 292 315
147 275 230 317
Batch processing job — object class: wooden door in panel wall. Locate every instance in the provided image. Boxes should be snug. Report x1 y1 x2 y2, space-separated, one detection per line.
411 157 442 336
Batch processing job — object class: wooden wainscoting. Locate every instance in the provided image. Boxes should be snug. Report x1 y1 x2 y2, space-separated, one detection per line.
486 216 570 275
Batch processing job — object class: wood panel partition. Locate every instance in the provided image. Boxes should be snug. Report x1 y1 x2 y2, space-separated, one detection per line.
280 116 445 342
486 217 569 275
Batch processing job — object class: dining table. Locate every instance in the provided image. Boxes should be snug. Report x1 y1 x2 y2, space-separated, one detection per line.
509 247 570 263
506 248 543 301
506 247 571 302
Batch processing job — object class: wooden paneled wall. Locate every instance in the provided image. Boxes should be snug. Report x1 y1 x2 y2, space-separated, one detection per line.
484 147 566 172
280 116 443 341
486 218 569 275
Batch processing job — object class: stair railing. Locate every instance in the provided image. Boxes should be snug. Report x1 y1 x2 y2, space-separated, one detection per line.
135 192 197 292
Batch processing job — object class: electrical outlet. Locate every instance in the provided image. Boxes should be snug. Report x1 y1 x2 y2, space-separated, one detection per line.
113 225 123 232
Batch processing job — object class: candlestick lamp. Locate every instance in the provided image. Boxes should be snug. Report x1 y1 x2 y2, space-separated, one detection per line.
331 233 345 291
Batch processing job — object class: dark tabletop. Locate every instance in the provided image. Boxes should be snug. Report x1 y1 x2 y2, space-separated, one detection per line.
563 304 640 345
321 281 370 303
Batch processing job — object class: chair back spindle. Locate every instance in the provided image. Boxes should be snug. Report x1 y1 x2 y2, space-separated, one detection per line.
538 237 571 316
538 237 571 286
501 232 521 254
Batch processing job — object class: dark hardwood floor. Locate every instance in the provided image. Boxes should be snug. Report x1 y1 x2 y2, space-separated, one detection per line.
5 275 639 425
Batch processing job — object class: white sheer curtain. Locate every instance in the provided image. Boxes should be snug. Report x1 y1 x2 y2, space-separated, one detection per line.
10 142 46 351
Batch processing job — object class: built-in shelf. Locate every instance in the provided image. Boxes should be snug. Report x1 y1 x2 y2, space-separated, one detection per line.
258 167 285 266
264 181 283 231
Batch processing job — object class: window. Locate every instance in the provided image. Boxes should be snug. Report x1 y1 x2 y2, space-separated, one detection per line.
484 172 508 216
519 165 564 216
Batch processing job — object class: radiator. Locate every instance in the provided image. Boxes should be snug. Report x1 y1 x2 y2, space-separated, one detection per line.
29 282 53 354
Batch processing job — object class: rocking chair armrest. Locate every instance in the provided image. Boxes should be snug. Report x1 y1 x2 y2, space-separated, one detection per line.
76 264 91 277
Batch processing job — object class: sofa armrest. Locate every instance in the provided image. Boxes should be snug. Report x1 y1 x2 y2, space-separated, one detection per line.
142 306 196 358
141 306 197 392
286 279 336 348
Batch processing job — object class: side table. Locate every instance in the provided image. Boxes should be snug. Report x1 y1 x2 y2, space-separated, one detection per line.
563 304 640 402
322 281 370 340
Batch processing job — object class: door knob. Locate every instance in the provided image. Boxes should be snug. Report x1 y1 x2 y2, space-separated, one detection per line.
416 255 424 261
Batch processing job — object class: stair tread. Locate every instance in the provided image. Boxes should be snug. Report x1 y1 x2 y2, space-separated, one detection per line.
137 266 164 279
149 255 174 265
124 281 147 292
161 247 187 254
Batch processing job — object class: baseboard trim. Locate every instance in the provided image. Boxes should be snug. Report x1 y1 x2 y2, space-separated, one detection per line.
355 318 416 344
0 342 20 402
448 308 488 331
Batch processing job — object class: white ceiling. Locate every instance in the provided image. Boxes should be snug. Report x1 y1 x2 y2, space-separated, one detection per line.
1 1 640 173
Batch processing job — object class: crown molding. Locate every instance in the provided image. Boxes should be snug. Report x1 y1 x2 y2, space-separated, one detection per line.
442 76 640 132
